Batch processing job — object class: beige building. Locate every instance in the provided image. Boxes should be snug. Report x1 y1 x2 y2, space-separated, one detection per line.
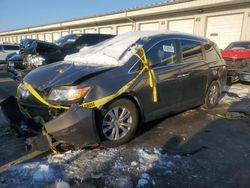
0 0 250 49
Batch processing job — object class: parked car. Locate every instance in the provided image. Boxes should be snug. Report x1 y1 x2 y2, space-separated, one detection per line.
12 31 227 148
7 33 115 73
221 41 250 83
6 53 28 78
0 44 19 69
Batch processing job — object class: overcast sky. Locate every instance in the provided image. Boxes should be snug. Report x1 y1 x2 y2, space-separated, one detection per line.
0 0 167 32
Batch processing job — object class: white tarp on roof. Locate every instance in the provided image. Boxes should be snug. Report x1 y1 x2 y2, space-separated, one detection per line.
65 31 169 66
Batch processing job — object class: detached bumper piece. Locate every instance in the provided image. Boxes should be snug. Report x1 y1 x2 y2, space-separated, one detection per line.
44 105 100 148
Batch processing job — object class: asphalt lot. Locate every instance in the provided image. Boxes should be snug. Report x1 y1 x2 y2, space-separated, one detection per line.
0 70 249 188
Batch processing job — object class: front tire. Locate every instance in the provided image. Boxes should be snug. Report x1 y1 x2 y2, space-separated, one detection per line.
96 98 139 147
204 81 221 109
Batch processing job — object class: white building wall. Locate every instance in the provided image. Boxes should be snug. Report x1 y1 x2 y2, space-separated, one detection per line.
0 1 249 48
117 25 134 35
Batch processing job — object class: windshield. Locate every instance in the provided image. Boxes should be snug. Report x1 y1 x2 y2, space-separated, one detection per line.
54 34 80 46
226 42 250 50
64 31 161 66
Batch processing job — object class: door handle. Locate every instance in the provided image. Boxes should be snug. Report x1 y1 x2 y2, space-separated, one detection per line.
176 73 190 78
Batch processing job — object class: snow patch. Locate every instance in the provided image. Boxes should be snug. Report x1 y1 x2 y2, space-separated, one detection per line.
220 85 250 104
1 147 181 188
55 180 70 188
33 164 53 181
137 173 150 187
65 31 172 66
137 148 159 170
224 85 250 98
11 162 55 183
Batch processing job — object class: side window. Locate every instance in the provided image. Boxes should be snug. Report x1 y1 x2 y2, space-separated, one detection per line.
147 39 177 67
3 45 19 51
76 36 99 47
180 40 203 63
99 35 111 42
204 43 221 63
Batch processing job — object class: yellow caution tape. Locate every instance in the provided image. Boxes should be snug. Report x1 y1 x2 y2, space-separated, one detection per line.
133 47 157 102
23 81 69 109
80 67 146 108
20 47 157 110
216 112 248 120
16 84 21 98
50 146 60 154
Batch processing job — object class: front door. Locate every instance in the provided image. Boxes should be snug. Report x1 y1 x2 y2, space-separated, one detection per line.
143 38 184 119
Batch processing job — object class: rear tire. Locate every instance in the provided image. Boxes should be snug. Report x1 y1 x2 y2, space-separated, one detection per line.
96 98 139 147
204 81 221 109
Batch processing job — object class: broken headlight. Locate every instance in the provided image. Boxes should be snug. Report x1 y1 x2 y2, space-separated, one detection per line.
30 55 45 67
47 86 90 102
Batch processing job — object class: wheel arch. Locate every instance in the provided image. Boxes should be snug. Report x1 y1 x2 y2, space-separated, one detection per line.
118 93 145 125
94 92 145 127
206 77 222 97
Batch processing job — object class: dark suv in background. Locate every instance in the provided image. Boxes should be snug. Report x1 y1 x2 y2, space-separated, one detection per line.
11 31 226 148
7 33 115 75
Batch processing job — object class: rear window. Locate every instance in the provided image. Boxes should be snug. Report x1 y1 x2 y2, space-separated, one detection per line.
204 43 221 63
226 42 250 50
2 45 19 51
180 39 203 63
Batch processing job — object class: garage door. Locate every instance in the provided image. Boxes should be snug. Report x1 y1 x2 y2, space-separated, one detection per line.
117 25 133 35
139 22 159 31
71 30 82 34
61 31 69 37
169 19 194 34
99 27 112 34
31 34 37 39
38 34 44 41
45 33 52 42
17 36 21 42
206 14 244 49
52 32 60 41
84 29 97 33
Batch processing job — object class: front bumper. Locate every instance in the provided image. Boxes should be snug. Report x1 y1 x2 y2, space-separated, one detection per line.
44 105 100 147
1 97 100 150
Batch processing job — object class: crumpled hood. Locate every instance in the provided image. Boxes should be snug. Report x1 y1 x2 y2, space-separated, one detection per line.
24 61 112 91
20 39 59 55
221 49 250 59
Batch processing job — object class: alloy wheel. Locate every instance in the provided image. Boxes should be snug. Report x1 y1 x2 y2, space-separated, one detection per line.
208 85 219 105
102 106 132 140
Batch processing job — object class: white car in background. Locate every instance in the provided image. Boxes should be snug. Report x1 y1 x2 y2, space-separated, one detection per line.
0 44 19 64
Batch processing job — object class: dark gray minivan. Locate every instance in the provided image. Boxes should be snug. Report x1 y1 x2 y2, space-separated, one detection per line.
14 31 227 148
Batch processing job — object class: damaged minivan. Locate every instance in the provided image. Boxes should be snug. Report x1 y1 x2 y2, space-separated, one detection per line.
5 31 227 149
